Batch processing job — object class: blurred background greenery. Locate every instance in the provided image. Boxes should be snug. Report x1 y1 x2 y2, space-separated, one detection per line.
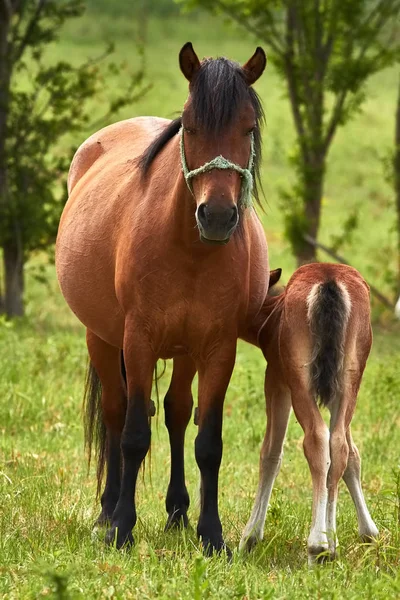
1 0 400 320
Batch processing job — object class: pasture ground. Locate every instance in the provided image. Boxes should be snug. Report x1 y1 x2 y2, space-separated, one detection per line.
1 7 400 599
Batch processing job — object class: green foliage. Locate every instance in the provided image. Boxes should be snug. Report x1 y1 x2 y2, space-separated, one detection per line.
180 0 400 262
86 0 180 18
0 0 148 315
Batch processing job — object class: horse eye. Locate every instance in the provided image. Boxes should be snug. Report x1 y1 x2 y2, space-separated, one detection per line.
246 126 256 136
183 127 197 135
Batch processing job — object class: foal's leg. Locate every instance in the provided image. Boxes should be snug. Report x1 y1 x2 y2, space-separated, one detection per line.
195 345 236 556
342 427 379 541
164 355 196 530
86 330 125 526
240 366 291 551
325 394 349 557
105 331 155 548
290 377 331 563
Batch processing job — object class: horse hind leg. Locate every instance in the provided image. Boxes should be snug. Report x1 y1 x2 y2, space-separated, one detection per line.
325 391 350 558
289 373 331 564
342 427 379 541
164 355 196 530
240 365 291 552
86 330 126 527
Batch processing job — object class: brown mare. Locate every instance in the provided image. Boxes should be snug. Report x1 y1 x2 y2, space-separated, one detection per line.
240 263 379 563
56 43 269 554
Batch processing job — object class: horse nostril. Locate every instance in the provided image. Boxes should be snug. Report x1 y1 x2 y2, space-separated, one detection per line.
228 206 238 227
197 203 208 225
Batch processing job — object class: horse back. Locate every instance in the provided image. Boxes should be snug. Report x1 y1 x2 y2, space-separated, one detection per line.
67 117 171 194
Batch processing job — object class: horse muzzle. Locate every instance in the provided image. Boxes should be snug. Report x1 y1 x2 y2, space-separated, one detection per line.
196 202 239 244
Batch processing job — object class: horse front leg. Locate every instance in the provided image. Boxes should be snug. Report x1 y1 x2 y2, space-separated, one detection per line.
240 364 292 552
195 344 236 557
105 331 155 549
164 355 196 530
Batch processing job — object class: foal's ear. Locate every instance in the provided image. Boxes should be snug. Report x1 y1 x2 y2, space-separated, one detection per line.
269 268 282 289
179 42 201 82
242 47 267 85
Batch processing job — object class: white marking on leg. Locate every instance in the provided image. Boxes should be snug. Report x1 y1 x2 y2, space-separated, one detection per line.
240 452 282 551
343 460 379 540
240 384 291 552
307 426 330 563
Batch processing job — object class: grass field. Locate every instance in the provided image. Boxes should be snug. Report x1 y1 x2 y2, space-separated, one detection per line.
1 4 400 599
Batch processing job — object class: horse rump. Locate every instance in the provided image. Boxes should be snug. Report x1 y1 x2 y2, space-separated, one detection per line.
307 280 351 407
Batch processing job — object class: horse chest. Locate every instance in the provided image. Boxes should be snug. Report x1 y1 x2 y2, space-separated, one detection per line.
131 265 245 358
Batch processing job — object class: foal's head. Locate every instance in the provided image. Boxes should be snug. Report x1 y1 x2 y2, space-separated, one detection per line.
179 43 266 244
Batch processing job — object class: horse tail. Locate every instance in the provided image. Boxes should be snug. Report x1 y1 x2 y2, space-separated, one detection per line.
307 280 351 407
83 360 106 498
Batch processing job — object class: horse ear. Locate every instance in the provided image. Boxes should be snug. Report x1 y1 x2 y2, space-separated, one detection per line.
269 268 282 289
242 47 267 85
179 42 201 82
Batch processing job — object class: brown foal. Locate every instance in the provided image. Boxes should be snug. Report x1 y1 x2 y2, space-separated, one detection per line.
241 263 379 563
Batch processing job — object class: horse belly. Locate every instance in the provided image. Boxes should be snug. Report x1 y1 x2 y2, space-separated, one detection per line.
56 227 124 348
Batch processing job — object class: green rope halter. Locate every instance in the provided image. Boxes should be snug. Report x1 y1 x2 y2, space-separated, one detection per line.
179 128 255 210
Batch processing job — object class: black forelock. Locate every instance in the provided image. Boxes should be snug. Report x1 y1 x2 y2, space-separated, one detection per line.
189 58 258 133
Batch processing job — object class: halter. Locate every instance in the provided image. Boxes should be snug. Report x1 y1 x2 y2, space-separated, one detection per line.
179 128 255 210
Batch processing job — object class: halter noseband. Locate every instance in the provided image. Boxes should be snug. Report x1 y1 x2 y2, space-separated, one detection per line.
179 128 255 210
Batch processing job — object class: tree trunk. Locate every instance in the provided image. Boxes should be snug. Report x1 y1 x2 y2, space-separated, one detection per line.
3 240 24 317
296 154 326 266
0 4 11 315
394 75 400 296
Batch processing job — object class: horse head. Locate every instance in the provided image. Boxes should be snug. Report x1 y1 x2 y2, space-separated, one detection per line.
179 42 266 244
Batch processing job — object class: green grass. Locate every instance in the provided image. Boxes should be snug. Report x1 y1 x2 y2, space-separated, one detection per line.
1 265 400 598
1 4 400 599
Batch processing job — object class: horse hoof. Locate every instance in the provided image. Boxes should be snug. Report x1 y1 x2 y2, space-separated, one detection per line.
308 545 333 566
93 511 113 529
201 537 232 560
165 511 189 531
239 534 260 553
105 526 134 549
360 525 379 543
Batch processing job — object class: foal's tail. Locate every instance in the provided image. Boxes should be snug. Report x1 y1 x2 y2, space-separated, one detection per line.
307 280 351 407
83 361 106 497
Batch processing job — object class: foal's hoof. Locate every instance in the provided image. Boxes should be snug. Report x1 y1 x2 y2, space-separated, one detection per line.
239 533 260 553
360 524 379 543
165 510 189 531
201 537 232 560
308 545 334 566
105 526 134 549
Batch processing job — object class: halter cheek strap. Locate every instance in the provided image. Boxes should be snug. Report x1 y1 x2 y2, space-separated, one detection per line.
179 128 255 210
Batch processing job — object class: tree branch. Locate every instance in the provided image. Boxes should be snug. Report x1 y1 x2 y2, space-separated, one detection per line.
285 4 309 160
12 0 46 64
214 0 286 57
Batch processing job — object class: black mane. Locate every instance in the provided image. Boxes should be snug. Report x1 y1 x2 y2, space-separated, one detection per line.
138 57 264 204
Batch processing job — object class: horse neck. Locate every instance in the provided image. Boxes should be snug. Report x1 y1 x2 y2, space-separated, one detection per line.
156 135 200 247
